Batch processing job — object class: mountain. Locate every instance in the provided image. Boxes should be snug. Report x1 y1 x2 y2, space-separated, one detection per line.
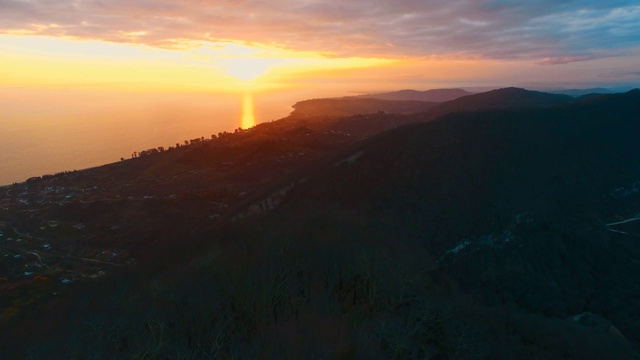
267 89 640 358
288 97 438 119
284 88 640 259
285 87 575 141
549 87 613 97
421 87 574 120
357 88 471 102
3 89 640 359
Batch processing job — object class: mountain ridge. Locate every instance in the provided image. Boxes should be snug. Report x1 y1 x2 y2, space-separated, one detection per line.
2 88 640 359
356 88 471 102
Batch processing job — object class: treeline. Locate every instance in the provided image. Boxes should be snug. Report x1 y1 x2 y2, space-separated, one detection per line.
127 128 250 159
26 170 79 183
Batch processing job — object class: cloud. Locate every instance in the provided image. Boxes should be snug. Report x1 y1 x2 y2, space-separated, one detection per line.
1 0 639 60
536 56 592 65
599 68 640 81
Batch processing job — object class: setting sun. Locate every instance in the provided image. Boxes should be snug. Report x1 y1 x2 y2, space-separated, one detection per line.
222 58 273 81
0 36 397 93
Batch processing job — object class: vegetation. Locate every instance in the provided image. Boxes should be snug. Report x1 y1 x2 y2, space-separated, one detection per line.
2 88 640 359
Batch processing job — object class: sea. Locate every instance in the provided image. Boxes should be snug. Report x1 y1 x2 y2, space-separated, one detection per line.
0 87 328 186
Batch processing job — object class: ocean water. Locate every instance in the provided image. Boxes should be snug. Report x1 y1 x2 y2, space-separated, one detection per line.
0 88 307 185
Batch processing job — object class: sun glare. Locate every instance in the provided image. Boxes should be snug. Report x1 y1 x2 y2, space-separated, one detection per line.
241 93 256 129
221 57 274 82
199 42 396 86
0 36 397 93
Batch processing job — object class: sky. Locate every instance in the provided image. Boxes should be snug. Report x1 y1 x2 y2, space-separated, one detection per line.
1 0 640 92
1 1 640 185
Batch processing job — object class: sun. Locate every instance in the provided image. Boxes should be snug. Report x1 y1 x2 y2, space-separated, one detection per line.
220 57 277 82
0 37 396 93
207 42 395 85
205 43 289 82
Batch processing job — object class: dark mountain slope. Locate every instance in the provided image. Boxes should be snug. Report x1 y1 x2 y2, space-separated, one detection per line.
293 90 639 217
270 89 640 356
550 87 612 97
283 87 575 141
289 97 438 118
4 90 639 359
419 87 574 121
283 88 640 260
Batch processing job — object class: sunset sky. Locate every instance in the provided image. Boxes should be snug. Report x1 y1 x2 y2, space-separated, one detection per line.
1 1 640 185
2 0 640 92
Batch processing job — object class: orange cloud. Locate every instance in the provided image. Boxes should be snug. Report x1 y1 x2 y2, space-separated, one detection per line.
536 56 593 65
1 1 639 60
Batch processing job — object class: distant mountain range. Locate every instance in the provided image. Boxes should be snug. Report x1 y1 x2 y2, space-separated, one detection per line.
356 86 618 101
287 87 577 139
357 88 472 102
3 87 640 359
291 87 576 119
547 87 613 97
416 87 574 121
289 97 438 118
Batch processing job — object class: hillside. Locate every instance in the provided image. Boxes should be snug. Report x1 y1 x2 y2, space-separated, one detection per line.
549 87 613 97
283 87 577 141
289 97 438 118
418 87 574 120
2 89 639 359
272 89 640 357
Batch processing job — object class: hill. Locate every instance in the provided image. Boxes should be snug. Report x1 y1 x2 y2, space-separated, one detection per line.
549 87 613 97
270 89 640 358
288 97 438 118
419 87 574 120
284 87 576 140
2 89 639 359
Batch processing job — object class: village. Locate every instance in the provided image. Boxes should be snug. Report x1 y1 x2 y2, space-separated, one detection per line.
0 111 365 325
0 180 137 319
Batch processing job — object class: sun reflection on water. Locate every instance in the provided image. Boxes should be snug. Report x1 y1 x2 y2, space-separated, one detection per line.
241 93 256 129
